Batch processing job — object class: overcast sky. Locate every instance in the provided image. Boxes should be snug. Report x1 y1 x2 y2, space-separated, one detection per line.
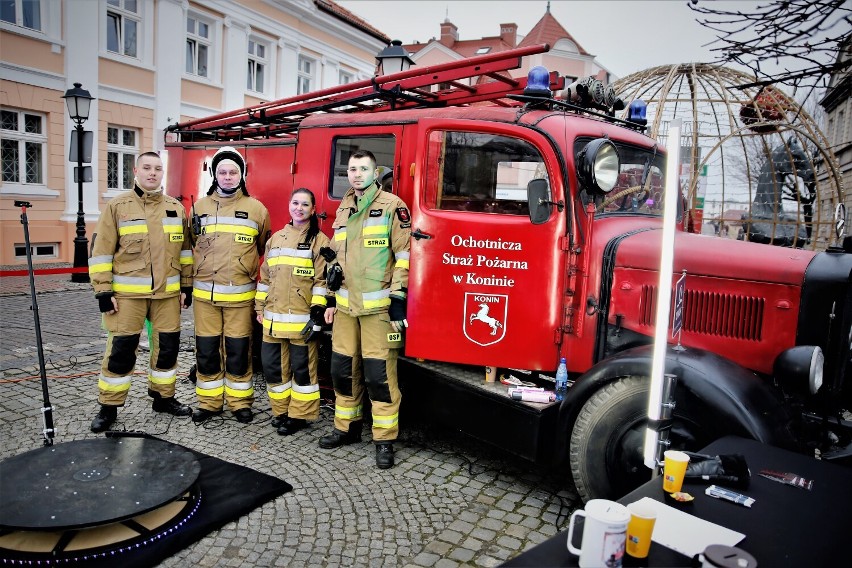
337 0 756 79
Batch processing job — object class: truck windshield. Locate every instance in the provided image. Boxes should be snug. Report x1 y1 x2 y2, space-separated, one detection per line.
576 138 668 216
426 131 546 216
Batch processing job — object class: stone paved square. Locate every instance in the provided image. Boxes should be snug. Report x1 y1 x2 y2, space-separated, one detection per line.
0 274 579 566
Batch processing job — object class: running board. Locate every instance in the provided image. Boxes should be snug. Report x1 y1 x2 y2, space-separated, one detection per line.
399 357 558 466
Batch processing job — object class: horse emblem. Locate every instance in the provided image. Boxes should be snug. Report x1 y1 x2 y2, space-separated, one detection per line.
463 293 508 346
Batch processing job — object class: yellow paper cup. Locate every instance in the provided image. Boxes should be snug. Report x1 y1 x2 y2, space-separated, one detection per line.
662 450 690 493
626 501 657 558
485 366 497 383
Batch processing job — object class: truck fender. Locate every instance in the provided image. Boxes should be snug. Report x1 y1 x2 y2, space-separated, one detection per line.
555 344 797 466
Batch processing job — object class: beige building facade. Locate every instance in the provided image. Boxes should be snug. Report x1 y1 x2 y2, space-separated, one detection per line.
0 0 387 266
819 35 851 228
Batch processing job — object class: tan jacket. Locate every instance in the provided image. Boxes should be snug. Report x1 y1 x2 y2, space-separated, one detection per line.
88 186 192 298
330 182 411 316
190 191 271 306
256 223 330 338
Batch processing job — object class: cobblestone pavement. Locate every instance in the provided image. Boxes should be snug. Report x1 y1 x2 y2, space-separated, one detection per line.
0 273 580 567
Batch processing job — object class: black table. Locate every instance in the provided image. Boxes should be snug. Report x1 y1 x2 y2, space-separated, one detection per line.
504 436 852 566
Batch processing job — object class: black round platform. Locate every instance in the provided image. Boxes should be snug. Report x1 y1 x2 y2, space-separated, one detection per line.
0 437 200 531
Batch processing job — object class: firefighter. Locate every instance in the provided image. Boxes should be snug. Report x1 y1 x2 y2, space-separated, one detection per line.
319 150 411 469
88 152 194 432
190 146 271 424
255 188 329 435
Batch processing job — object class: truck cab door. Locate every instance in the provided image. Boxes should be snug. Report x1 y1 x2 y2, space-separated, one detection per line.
293 125 405 238
405 121 567 371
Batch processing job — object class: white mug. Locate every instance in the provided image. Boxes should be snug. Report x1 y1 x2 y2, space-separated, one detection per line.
567 499 631 568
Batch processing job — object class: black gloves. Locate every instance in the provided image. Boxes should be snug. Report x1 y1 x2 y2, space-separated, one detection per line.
319 247 343 290
310 304 326 323
181 287 193 308
96 292 115 313
326 263 343 291
684 452 751 489
388 296 408 332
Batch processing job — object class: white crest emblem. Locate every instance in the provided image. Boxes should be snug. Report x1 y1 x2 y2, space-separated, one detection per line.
463 293 508 346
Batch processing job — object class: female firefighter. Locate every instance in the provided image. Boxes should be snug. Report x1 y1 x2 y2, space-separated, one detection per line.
255 188 330 435
189 147 271 424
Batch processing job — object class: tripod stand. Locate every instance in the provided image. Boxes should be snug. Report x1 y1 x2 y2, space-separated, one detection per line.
14 200 55 446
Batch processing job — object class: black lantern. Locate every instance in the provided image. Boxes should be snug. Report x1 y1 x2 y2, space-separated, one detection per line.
62 82 93 123
375 40 414 75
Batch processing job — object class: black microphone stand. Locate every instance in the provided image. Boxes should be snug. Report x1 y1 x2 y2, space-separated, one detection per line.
15 200 55 446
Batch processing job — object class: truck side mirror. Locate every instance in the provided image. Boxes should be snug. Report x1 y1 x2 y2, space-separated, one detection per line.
528 178 559 225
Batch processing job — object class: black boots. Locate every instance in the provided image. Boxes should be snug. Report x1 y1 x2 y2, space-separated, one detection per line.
319 421 363 448
149 389 191 416
233 408 253 423
90 405 117 433
151 397 192 416
277 417 307 436
192 407 223 423
375 442 395 469
270 414 287 428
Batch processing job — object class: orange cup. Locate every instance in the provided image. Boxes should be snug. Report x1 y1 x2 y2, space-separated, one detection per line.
662 450 690 493
626 501 657 558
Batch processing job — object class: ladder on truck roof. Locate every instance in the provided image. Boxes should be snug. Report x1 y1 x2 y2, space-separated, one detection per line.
166 44 563 142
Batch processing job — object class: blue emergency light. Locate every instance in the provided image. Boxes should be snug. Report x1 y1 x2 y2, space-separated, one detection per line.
628 99 648 126
524 66 552 97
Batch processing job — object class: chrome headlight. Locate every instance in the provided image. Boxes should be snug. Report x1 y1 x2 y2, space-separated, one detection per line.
577 138 620 194
774 345 824 396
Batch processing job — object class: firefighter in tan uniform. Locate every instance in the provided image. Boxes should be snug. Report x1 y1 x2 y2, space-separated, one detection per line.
319 150 411 469
255 188 329 436
88 152 194 433
189 147 271 424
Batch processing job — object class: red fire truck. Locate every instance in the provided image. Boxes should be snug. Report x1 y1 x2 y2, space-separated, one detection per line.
164 44 852 501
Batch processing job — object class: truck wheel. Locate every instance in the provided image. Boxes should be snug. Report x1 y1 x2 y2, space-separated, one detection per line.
569 376 717 502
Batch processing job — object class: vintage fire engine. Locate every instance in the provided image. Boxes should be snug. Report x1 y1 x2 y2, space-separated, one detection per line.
164 44 852 501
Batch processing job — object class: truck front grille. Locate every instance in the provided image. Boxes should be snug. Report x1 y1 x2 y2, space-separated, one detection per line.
640 285 764 341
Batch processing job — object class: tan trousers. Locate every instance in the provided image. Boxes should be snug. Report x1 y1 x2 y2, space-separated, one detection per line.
330 310 402 442
193 300 254 411
98 296 181 405
261 335 321 421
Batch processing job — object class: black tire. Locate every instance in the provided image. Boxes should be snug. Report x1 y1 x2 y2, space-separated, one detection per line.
569 376 719 502
570 377 648 502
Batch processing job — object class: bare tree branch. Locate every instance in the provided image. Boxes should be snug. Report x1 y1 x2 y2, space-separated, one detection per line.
689 0 851 89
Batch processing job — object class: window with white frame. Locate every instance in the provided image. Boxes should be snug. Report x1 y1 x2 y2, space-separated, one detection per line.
339 70 353 86
186 14 211 78
15 242 58 260
1 0 41 30
247 38 268 93
106 0 139 58
297 55 315 95
1 108 46 187
107 126 138 192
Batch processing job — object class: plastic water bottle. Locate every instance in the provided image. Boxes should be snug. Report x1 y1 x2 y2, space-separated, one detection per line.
555 357 568 402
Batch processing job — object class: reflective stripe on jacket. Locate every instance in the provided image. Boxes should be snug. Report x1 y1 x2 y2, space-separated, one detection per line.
191 191 271 306
256 223 330 339
330 182 411 316
88 185 192 298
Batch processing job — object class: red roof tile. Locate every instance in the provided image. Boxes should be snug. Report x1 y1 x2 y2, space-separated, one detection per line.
517 10 590 55
315 0 390 43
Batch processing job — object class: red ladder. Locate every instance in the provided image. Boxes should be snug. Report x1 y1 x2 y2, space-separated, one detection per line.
167 44 562 141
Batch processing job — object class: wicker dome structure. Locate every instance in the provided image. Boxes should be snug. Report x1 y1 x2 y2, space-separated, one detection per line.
611 63 844 250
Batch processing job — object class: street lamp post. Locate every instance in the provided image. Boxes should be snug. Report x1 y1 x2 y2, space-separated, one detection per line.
62 83 94 284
